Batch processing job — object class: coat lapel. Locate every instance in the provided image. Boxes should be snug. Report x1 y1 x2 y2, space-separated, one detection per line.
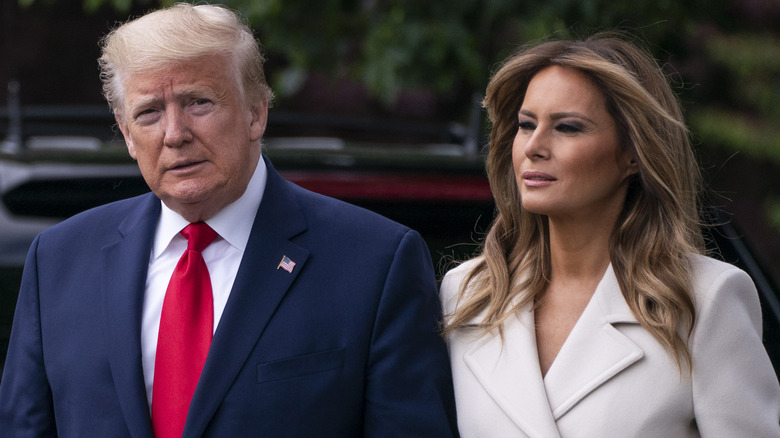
542 264 643 420
102 193 160 438
463 305 562 438
185 158 310 437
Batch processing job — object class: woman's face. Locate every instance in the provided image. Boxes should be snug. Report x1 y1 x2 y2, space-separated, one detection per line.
512 65 637 223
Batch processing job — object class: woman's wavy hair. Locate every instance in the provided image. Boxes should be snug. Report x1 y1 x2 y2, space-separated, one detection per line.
444 32 704 371
98 2 274 120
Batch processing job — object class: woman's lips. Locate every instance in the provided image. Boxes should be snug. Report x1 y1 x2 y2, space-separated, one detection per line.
522 171 556 187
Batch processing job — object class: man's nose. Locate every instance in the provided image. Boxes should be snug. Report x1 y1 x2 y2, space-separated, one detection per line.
163 107 193 147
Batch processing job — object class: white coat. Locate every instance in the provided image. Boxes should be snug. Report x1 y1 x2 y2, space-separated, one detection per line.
441 254 780 437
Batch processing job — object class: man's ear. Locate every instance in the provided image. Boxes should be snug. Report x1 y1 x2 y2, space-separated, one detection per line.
116 114 137 160
248 100 268 142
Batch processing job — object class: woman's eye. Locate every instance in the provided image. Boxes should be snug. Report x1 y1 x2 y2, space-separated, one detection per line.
518 121 536 131
556 123 581 134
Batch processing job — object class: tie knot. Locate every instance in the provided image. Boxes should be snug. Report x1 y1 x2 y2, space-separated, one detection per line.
181 222 218 252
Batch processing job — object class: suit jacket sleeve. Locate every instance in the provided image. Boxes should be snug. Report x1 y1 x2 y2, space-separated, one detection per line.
362 229 459 437
690 266 780 437
0 235 58 436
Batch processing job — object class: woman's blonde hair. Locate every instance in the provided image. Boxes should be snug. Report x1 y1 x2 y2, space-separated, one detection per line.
445 33 704 370
99 2 274 119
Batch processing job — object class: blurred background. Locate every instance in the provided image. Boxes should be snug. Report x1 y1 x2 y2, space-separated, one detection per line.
1 0 779 370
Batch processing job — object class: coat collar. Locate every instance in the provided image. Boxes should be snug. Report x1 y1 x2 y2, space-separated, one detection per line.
463 308 562 438
101 156 311 438
542 264 643 419
184 156 310 438
102 193 160 438
462 264 643 436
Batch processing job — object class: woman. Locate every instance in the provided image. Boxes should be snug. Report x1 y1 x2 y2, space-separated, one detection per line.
440 33 780 437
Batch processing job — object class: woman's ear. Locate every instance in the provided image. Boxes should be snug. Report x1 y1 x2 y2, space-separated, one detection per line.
621 152 640 181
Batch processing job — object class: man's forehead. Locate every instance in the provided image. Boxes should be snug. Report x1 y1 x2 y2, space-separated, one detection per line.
126 53 232 81
123 61 232 97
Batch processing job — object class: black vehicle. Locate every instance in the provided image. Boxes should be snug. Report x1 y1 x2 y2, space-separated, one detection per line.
1 103 778 378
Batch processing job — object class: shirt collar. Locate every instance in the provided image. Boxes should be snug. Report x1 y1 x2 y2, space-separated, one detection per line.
152 156 268 259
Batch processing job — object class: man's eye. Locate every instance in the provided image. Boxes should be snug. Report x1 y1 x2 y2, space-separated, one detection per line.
134 108 159 123
190 99 213 115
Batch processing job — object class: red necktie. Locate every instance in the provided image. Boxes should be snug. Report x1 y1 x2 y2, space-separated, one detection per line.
152 222 217 438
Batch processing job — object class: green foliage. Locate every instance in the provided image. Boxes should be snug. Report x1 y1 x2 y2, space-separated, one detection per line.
18 0 780 164
82 0 133 13
700 32 780 119
768 197 780 232
691 109 780 162
692 30 780 234
688 30 780 163
230 0 511 105
11 0 708 107
19 0 151 13
17 0 154 13
15 0 780 237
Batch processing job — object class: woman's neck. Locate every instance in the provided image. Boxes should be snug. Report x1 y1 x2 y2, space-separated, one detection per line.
546 214 614 286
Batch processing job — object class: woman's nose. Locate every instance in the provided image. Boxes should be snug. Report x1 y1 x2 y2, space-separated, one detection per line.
521 128 549 160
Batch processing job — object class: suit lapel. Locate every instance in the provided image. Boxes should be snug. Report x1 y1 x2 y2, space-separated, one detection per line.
185 158 310 437
102 193 159 438
463 305 562 438
542 264 643 420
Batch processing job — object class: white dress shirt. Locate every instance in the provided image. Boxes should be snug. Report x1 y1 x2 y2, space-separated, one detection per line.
141 157 267 408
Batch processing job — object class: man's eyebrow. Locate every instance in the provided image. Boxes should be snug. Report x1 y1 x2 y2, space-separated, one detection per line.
173 88 204 99
127 92 162 108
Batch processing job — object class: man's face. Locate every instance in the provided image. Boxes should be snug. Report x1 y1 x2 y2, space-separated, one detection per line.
117 54 267 222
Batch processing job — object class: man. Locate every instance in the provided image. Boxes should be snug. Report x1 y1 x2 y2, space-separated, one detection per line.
0 4 458 437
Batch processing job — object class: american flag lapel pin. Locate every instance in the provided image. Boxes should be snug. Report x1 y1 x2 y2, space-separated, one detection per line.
277 255 296 273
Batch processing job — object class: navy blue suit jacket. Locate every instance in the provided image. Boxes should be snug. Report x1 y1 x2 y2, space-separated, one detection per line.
0 156 458 437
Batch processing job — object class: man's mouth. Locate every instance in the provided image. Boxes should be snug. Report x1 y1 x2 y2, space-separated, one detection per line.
171 160 204 170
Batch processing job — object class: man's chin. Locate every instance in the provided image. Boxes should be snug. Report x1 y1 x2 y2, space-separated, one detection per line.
158 190 215 220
